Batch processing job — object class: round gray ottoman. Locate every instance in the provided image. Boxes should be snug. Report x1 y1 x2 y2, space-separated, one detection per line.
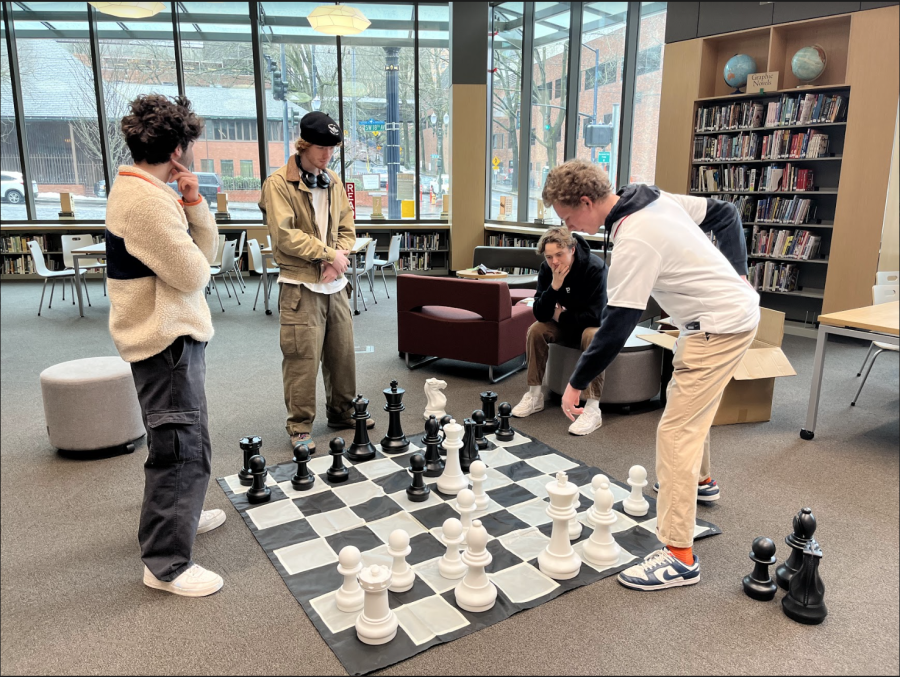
544 326 663 406
40 356 145 453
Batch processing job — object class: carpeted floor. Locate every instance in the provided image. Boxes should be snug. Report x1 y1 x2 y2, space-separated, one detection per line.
1 276 898 676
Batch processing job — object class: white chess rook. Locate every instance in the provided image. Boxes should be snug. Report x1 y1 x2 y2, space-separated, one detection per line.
439 518 468 579
538 472 582 580
437 420 469 495
454 519 498 612
568 490 583 540
582 480 622 567
423 378 448 420
356 565 399 645
469 461 489 512
387 529 415 593
586 474 609 527
335 546 365 613
623 465 650 517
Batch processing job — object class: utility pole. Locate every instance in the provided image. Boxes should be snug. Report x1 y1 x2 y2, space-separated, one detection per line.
280 43 289 164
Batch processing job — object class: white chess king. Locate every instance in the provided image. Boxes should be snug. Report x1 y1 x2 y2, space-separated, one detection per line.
538 471 582 580
423 378 448 420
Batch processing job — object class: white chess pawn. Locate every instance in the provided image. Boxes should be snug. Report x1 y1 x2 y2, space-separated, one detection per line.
335 545 365 613
454 519 498 612
456 488 476 543
582 480 622 567
568 490 583 540
387 529 415 593
538 471 582 580
586 474 609 527
439 517 467 579
437 420 469 495
623 465 649 517
356 564 398 645
469 461 489 511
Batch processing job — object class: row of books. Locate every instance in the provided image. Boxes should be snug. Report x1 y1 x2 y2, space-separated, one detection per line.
750 227 823 260
762 129 829 160
693 130 831 161
754 196 818 224
399 233 443 250
695 93 847 132
695 101 765 132
498 267 539 275
2 255 62 274
486 235 539 248
397 252 436 271
691 164 815 192
1 234 49 253
749 261 800 293
712 194 755 222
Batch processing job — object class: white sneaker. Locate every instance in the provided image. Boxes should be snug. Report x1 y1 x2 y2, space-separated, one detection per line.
568 406 603 435
197 509 226 535
511 391 544 417
144 563 224 597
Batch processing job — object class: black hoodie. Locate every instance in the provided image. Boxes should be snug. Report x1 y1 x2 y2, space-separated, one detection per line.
532 233 607 332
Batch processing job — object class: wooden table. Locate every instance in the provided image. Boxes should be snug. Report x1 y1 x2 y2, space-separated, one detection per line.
261 237 372 316
71 242 107 318
456 269 509 280
801 300 899 440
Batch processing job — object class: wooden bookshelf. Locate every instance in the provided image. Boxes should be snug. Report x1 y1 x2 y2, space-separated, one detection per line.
655 5 899 330
356 225 451 275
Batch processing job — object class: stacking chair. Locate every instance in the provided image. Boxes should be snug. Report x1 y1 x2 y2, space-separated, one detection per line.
348 239 377 311
208 240 240 312
248 239 280 312
231 230 247 292
852 284 899 406
875 271 899 286
211 234 227 267
61 233 106 298
27 240 87 316
372 234 402 298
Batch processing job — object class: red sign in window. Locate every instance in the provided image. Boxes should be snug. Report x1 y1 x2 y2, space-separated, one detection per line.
345 181 356 219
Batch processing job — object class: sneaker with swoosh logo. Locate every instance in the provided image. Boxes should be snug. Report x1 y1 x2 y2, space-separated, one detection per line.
617 548 700 591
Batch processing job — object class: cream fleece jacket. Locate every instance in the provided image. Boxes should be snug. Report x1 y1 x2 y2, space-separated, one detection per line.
105 165 219 363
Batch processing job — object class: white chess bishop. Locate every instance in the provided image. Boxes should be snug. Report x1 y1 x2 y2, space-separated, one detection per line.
355 564 399 645
538 471 582 580
335 546 365 613
582 480 622 567
623 465 649 517
423 378 448 420
454 519 497 612
437 419 468 495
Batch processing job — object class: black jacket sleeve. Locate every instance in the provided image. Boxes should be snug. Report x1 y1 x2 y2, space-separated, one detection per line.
700 199 748 276
557 262 607 331
532 264 560 323
568 306 643 390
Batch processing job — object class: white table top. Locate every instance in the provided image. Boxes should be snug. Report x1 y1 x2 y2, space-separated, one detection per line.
71 242 107 255
262 237 372 256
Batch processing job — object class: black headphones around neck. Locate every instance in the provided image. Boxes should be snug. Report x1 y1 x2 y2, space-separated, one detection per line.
296 155 331 189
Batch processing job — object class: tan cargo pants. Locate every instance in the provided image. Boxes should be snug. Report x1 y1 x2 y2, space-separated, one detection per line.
526 321 606 400
656 329 757 548
279 283 356 435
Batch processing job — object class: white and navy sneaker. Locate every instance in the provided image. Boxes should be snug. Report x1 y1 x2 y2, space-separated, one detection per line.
653 479 720 503
567 405 603 436
511 391 544 418
617 548 700 591
196 509 226 535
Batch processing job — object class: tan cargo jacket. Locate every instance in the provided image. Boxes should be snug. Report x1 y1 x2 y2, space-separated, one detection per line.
258 157 356 284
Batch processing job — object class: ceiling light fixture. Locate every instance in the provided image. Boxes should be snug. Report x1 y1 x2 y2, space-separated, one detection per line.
307 4 370 36
88 2 166 19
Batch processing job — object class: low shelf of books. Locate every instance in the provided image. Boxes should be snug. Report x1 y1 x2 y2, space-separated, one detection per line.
356 228 449 276
1 231 106 279
691 88 848 326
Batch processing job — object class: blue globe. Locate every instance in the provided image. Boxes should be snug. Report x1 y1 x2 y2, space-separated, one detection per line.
792 45 827 83
723 54 757 91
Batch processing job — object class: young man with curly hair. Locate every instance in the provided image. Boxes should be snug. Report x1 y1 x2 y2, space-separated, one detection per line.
543 159 759 591
106 94 224 597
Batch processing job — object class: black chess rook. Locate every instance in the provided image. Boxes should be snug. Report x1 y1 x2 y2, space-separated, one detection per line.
247 454 271 503
422 415 445 477
480 391 499 434
380 380 410 454
495 402 515 441
291 442 316 491
776 507 817 590
782 539 827 625
406 453 431 502
239 435 262 486
347 394 377 462
327 437 350 483
742 536 778 601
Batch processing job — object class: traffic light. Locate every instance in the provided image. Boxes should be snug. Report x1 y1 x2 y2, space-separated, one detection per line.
272 70 285 101
290 109 301 127
584 123 613 148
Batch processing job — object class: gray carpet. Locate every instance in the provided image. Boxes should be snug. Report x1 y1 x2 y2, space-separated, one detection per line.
1 276 898 676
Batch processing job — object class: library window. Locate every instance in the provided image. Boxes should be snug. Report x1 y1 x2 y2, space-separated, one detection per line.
221 160 234 178
240 160 254 178
200 159 214 173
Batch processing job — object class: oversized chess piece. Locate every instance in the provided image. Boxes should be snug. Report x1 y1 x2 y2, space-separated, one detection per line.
335 546 365 613
291 442 315 491
247 454 271 504
406 453 431 502
568 491 583 540
456 489 476 544
380 380 410 454
743 537 778 602
437 414 453 457
326 438 350 483
437 420 468 495
439 518 468 579
585 474 609 527
356 564 398 645
776 507 817 590
422 416 445 478
239 435 263 486
454 519 498 612
472 410 489 450
582 480 621 566
782 539 827 625
387 529 415 593
495 402 515 442
347 394 377 462
469 460 489 511
423 378 448 420
623 465 649 517
460 418 481 474
480 391 500 434
538 472 582 580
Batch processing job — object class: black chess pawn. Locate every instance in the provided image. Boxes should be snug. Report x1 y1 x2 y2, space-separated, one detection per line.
742 537 778 601
247 454 271 504
380 380 410 455
406 453 431 503
437 414 452 457
472 409 489 450
291 442 316 491
776 507 817 590
347 394 377 462
238 435 262 486
480 391 500 434
460 418 481 473
326 437 350 483
495 402 515 441
782 539 827 625
422 415 445 477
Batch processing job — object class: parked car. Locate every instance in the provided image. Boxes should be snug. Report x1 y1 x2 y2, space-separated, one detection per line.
166 172 223 205
94 179 106 198
1 171 38 204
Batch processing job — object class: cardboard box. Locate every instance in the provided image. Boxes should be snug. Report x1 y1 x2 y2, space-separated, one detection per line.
636 308 796 425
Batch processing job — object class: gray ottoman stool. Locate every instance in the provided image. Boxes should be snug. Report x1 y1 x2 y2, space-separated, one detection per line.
40 356 145 454
544 326 663 409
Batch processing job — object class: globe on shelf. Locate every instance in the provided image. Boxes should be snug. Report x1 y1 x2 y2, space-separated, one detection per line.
791 45 827 85
723 54 758 93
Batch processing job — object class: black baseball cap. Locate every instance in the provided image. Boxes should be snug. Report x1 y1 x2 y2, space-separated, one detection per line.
300 111 342 146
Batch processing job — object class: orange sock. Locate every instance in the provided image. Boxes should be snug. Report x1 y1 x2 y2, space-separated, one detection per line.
698 477 711 486
667 545 693 566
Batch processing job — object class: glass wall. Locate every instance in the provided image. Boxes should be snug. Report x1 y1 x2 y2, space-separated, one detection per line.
0 10 25 210
417 3 450 219
628 1 666 184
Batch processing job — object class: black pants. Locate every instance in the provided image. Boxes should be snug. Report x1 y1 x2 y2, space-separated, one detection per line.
130 336 212 581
